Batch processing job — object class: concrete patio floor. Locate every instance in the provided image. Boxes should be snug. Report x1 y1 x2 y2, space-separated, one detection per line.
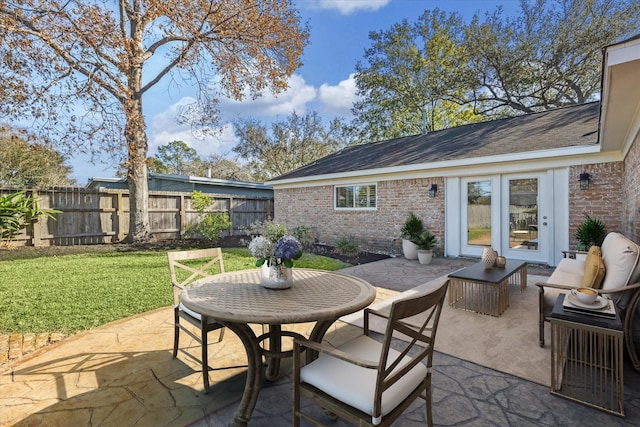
2 257 640 426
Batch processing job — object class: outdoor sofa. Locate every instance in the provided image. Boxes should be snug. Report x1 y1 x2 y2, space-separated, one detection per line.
536 232 640 371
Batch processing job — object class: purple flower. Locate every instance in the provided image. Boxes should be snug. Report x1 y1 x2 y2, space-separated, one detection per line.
274 235 301 261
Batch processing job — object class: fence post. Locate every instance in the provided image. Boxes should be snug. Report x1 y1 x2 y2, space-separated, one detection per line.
228 196 234 236
31 189 41 247
116 192 126 241
179 193 186 239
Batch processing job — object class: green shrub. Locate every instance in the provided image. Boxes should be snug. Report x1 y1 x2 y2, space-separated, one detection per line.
292 225 317 249
185 191 232 243
575 214 607 250
0 191 60 247
245 219 288 241
412 229 437 250
334 235 359 256
400 212 424 240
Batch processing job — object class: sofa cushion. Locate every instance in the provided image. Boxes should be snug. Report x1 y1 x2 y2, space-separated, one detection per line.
543 268 585 308
582 246 606 289
601 234 639 290
601 232 625 253
554 258 585 276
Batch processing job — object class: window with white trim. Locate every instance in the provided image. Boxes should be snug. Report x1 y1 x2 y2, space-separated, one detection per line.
334 184 377 209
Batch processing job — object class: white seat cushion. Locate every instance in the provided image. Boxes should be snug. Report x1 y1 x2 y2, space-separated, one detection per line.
300 335 427 424
179 302 220 326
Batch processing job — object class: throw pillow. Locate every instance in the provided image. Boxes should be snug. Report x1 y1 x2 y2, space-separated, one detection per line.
582 245 606 289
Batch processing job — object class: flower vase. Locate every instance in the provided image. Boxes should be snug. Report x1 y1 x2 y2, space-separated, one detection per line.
481 247 497 269
261 262 293 289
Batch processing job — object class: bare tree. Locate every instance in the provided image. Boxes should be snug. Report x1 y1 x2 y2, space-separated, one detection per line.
0 0 309 242
233 111 346 179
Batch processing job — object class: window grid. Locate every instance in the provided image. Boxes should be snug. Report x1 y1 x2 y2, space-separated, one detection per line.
335 184 377 210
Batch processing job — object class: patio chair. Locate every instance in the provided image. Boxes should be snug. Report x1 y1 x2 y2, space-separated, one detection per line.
292 280 448 427
167 247 225 392
536 232 640 372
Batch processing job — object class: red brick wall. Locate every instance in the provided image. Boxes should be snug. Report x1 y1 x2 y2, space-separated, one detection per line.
568 162 624 249
622 133 640 243
276 149 637 255
275 178 445 254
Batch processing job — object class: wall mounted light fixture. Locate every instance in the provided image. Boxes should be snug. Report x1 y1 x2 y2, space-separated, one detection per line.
579 172 590 190
429 183 438 198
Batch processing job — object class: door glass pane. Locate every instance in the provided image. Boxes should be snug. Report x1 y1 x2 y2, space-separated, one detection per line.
509 178 538 250
467 181 492 246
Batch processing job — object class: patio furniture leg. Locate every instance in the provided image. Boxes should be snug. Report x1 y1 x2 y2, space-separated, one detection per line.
201 317 209 393
222 322 263 427
306 318 338 363
539 287 545 347
173 307 180 358
265 324 281 381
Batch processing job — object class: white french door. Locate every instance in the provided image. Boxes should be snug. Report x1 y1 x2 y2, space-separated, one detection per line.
500 173 548 263
460 173 549 263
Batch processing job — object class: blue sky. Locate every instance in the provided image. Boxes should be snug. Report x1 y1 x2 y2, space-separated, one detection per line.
72 0 521 184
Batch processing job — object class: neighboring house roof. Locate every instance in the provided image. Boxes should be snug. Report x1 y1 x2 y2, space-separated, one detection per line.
271 102 600 182
87 173 273 197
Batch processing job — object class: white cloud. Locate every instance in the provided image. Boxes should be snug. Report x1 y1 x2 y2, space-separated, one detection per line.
149 98 238 157
305 0 391 15
219 74 317 119
148 72 360 161
317 73 359 117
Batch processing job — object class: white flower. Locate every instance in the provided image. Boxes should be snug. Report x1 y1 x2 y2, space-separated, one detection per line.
248 236 273 259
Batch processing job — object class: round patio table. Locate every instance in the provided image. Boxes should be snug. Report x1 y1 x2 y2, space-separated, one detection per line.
180 268 376 427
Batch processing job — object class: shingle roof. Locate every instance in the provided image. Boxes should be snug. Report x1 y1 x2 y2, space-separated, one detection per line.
273 102 600 181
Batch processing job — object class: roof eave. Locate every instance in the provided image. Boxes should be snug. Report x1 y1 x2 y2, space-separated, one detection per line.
267 144 602 187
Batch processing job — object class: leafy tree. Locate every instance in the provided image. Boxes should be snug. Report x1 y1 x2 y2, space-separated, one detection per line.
0 1 309 243
0 131 75 188
352 9 482 141
146 157 169 175
352 0 640 139
232 111 346 179
185 190 232 243
153 140 200 176
464 0 640 115
199 154 259 182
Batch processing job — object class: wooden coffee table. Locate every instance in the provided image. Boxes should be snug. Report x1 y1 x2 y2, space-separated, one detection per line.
447 260 527 316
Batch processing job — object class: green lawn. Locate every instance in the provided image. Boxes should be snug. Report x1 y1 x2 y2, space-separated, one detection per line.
0 246 350 335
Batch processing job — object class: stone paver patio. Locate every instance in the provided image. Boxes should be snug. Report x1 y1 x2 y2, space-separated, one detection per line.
2 257 639 427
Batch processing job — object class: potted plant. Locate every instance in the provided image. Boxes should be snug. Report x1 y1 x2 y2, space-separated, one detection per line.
575 214 607 253
400 212 424 260
412 230 437 265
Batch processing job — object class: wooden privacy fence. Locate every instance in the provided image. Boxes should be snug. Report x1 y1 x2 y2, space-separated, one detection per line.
1 187 274 247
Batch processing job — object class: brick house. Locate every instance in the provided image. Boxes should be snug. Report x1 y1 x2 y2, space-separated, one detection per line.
268 36 640 267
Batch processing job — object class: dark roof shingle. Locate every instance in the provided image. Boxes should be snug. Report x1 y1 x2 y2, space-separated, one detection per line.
273 102 600 181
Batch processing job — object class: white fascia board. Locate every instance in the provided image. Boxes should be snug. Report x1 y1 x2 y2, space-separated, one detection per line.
269 145 617 189
606 38 640 66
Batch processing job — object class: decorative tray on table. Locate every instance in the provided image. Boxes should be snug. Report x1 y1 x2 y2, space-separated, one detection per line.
562 293 616 319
